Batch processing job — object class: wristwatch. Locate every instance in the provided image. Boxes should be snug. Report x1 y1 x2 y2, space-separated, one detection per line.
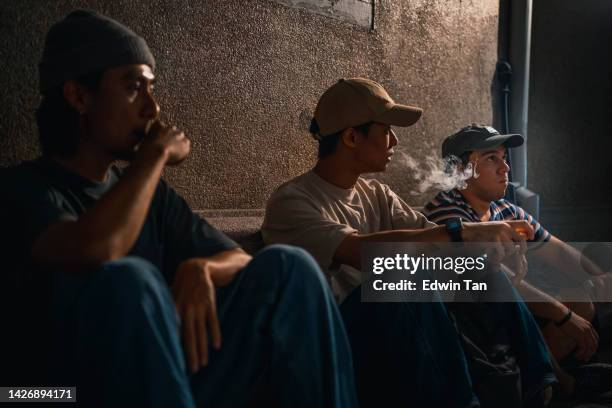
446 218 464 242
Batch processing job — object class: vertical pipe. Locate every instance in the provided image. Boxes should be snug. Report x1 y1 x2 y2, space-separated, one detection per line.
508 0 532 188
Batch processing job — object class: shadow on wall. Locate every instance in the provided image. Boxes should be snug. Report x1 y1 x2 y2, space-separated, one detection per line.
528 0 612 241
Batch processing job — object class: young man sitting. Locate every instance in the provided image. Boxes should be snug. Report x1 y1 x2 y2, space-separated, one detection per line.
1 10 358 407
263 78 556 407
423 123 612 400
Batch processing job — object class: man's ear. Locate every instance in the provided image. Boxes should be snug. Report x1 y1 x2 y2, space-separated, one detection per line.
463 152 478 172
340 128 358 148
63 81 93 115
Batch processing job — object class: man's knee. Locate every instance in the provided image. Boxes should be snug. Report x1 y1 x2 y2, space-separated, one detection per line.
252 245 329 291
258 244 317 265
94 256 166 299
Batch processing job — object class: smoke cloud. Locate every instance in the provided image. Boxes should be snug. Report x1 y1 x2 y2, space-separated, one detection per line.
394 149 477 195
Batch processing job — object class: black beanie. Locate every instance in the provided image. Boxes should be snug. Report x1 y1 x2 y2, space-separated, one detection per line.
39 9 156 95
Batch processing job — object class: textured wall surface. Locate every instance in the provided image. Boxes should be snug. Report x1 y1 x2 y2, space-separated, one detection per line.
529 0 612 209
0 0 499 210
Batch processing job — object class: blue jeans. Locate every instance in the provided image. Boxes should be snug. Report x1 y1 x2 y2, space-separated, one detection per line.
340 269 556 408
341 287 479 408
480 271 557 403
51 245 358 408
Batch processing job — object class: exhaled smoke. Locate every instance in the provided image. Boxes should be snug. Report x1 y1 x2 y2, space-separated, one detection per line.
394 150 477 195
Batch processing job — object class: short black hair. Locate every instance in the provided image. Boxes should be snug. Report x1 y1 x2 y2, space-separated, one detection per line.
310 119 373 158
443 151 472 175
459 151 472 165
35 71 104 157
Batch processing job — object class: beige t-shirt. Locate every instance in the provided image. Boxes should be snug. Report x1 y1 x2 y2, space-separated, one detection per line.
262 170 435 301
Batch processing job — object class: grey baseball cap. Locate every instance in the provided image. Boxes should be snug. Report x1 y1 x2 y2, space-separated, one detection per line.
39 9 155 95
442 124 524 158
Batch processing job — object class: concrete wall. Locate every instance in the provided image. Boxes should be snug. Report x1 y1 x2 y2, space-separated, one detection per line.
528 0 612 240
0 0 499 210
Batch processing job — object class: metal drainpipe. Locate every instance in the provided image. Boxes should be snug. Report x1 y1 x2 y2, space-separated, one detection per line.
508 0 532 188
498 0 539 219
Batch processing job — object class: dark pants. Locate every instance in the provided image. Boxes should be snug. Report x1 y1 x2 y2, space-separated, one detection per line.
51 245 358 408
483 271 557 403
340 270 556 408
341 288 480 408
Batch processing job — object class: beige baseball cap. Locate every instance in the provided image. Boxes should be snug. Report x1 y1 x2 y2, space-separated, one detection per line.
313 78 423 138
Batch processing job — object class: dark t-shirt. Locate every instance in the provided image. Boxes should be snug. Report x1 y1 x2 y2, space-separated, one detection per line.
0 157 238 383
2 157 238 286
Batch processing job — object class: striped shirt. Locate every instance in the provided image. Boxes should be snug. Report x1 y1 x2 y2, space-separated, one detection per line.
423 189 551 243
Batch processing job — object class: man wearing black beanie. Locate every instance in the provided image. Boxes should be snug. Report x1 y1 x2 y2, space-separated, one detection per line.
2 10 358 408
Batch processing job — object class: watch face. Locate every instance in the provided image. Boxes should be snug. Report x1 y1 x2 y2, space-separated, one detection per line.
446 218 463 242
448 219 460 230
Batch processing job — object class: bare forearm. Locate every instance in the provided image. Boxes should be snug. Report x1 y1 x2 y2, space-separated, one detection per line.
32 148 167 270
335 226 450 270
556 240 604 277
79 149 167 256
197 249 252 287
520 289 567 321
334 221 527 272
361 226 451 243
505 265 568 320
32 121 191 272
533 237 603 281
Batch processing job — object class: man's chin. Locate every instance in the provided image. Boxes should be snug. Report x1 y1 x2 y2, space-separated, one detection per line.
491 190 506 201
110 137 146 161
